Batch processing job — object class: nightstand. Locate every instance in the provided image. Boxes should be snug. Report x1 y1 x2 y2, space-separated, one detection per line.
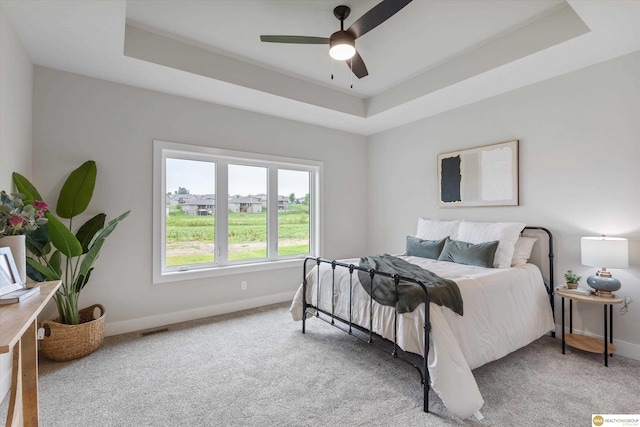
556 288 623 366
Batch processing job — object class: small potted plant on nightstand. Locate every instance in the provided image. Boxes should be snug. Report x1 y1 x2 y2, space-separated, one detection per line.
564 270 581 289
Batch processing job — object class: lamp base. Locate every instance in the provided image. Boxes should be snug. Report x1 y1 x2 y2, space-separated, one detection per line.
593 290 616 298
586 274 621 298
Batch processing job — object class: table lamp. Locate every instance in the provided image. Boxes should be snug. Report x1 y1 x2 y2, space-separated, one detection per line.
581 236 629 298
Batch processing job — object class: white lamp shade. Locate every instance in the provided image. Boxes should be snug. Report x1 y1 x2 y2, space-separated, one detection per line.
581 236 629 269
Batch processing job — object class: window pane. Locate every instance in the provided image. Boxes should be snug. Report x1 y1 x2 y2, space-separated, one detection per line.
228 164 267 261
165 158 215 267
278 169 310 257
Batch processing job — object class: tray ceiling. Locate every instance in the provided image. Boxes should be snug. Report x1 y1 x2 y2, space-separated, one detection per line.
2 0 639 135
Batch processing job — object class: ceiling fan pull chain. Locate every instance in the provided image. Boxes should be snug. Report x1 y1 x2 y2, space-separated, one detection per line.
331 57 334 80
350 57 353 88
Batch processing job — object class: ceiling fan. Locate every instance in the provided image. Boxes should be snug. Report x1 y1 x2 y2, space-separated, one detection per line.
260 0 412 79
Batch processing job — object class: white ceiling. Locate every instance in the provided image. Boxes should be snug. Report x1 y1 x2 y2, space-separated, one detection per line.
2 0 639 135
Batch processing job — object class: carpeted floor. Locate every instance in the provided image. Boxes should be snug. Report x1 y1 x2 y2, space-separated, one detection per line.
2 302 639 426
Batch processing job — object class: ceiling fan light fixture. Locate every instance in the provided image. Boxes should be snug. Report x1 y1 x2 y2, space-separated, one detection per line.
329 31 355 60
260 1 413 78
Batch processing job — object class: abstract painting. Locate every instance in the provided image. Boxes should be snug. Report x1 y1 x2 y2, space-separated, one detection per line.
438 140 519 207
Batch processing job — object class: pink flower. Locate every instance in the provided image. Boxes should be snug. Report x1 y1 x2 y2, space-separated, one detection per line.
33 200 49 211
7 214 24 227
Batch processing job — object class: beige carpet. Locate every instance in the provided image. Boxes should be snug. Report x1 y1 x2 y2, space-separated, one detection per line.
2 302 639 426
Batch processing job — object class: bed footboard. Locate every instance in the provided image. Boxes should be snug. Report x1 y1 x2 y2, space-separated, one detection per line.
302 257 432 413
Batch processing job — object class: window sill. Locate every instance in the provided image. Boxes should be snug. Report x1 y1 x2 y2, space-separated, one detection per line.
153 258 306 284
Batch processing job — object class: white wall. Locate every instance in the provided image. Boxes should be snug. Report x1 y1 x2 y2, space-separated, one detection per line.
0 9 32 188
367 52 640 359
0 6 33 405
32 67 369 334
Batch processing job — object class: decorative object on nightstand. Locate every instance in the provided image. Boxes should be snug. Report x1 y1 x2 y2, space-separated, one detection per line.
564 270 581 289
581 236 629 298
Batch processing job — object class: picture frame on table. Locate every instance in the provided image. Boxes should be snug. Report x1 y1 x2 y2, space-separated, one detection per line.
0 247 23 296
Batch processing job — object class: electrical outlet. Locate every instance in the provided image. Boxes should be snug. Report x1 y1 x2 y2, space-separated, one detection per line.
241 281 247 290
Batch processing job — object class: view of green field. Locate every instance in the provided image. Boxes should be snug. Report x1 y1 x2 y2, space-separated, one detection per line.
165 203 310 266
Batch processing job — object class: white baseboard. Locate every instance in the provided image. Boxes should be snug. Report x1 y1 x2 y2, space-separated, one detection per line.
105 291 295 337
554 324 640 361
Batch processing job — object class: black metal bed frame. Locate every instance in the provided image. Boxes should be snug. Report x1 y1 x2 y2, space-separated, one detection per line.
301 226 554 413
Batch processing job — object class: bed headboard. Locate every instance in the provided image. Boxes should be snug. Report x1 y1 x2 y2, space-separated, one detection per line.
522 226 555 320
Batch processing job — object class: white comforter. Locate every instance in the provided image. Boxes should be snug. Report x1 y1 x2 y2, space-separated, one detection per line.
290 256 554 419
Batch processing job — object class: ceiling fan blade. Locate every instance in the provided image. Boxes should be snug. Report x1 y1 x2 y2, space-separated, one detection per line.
347 51 369 79
347 0 412 39
260 35 329 44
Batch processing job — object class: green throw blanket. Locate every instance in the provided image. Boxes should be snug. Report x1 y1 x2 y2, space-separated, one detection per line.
358 254 463 315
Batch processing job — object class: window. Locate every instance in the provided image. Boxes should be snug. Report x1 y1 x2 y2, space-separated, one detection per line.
153 140 321 283
228 164 267 261
278 169 310 257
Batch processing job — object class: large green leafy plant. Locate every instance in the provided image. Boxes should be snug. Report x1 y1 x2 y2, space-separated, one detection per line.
13 161 130 325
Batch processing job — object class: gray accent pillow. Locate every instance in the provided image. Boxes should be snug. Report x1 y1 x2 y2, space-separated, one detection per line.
438 238 499 268
406 236 447 260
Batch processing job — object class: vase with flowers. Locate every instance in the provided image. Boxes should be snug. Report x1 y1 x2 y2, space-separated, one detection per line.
0 191 49 283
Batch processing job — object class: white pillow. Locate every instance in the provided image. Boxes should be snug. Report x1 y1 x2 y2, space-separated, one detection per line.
511 237 537 266
457 221 526 268
416 218 461 240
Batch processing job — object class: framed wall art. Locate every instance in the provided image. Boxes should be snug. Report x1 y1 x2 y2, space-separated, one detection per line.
438 140 519 207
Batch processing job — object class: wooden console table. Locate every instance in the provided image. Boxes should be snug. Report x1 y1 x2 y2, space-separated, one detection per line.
0 281 61 427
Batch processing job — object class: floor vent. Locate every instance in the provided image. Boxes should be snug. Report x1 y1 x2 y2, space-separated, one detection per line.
140 327 169 337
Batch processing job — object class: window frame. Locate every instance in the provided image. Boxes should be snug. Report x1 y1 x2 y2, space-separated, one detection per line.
153 140 322 284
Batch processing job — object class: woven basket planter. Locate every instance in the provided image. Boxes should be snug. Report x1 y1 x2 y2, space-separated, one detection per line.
40 304 106 362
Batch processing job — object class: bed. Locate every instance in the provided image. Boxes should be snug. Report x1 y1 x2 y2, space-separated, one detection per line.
289 220 555 420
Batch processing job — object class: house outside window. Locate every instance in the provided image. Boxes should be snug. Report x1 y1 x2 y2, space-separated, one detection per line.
153 140 321 283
